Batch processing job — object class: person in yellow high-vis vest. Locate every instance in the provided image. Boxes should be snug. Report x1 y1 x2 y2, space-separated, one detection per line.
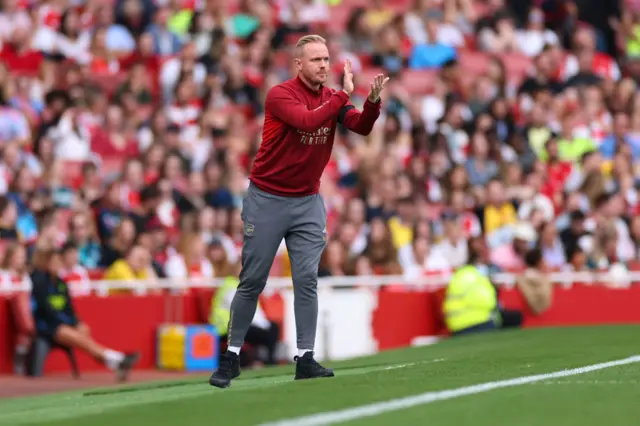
443 237 523 335
443 265 500 335
210 276 280 366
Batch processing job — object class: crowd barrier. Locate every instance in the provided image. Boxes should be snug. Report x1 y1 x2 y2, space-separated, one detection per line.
1 271 640 374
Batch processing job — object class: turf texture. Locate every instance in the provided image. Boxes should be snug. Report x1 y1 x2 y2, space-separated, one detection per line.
1 325 639 426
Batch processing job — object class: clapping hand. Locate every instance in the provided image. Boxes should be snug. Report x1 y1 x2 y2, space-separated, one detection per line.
343 59 355 95
367 73 389 103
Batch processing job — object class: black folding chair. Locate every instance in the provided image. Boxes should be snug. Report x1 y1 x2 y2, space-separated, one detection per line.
27 335 80 379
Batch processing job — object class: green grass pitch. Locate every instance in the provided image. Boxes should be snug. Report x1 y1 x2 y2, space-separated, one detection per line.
1 325 639 426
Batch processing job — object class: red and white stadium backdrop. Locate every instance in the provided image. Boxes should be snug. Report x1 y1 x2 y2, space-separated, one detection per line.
2 279 640 374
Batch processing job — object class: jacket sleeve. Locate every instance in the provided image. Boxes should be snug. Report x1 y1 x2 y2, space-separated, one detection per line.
265 85 350 133
338 98 382 136
31 271 63 328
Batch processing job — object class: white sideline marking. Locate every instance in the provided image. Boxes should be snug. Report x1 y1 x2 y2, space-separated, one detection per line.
261 355 640 426
383 358 446 371
539 379 639 385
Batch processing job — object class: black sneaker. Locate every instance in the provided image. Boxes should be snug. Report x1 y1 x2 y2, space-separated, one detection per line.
116 352 140 382
209 352 241 388
294 352 334 380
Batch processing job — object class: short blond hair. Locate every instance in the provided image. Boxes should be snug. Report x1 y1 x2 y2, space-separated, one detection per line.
295 34 326 57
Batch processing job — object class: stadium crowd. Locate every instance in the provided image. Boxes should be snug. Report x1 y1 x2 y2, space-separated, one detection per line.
0 0 635 298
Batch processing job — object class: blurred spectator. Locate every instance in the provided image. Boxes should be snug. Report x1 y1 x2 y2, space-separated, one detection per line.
1 242 33 374
516 8 560 57
100 217 137 268
68 210 102 269
104 244 158 292
478 11 519 53
58 241 91 297
0 0 634 300
433 210 468 268
0 196 20 241
515 248 553 315
160 41 206 102
490 221 536 271
537 221 566 269
388 196 415 249
0 0 32 44
164 232 214 279
318 240 346 277
344 8 374 54
365 0 394 31
364 218 402 275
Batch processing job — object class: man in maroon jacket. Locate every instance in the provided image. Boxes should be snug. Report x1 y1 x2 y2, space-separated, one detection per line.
210 34 388 388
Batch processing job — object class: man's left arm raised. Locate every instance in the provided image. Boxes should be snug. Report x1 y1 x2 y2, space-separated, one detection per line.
338 71 389 136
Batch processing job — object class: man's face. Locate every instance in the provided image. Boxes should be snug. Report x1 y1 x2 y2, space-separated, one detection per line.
295 42 329 86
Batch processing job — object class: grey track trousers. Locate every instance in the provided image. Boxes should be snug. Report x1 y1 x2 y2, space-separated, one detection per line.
227 182 327 350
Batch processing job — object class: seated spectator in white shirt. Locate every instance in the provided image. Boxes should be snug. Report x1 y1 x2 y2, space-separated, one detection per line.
433 211 469 269
164 232 214 280
537 221 566 270
279 0 329 26
478 11 520 53
160 42 206 103
400 237 451 280
516 8 559 57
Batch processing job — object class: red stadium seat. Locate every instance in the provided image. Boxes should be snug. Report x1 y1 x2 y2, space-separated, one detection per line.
457 50 490 76
500 53 533 83
400 69 437 94
355 67 386 93
325 5 358 33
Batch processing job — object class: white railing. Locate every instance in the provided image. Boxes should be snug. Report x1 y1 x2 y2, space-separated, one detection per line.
1 269 637 295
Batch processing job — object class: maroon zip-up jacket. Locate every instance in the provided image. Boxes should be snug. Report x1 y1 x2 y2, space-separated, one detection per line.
249 75 382 196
